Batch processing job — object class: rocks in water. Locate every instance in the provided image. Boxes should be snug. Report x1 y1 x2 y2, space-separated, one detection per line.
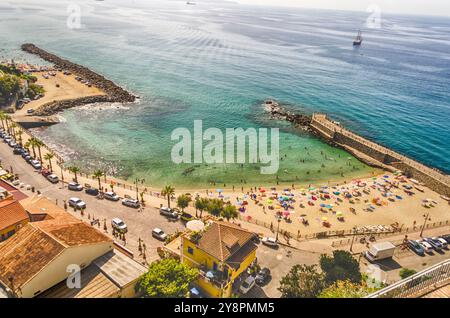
21 43 137 115
264 99 312 129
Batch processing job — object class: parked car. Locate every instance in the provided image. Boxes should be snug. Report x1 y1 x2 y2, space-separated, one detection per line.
104 191 120 201
239 276 256 294
68 197 86 210
159 207 179 219
433 237 448 249
41 169 51 177
417 240 433 254
423 237 443 251
85 188 99 196
440 234 450 244
30 160 42 170
111 218 127 233
122 198 140 208
13 147 23 155
24 155 33 163
46 174 59 184
21 151 30 159
27 109 34 114
255 268 271 285
180 212 194 222
407 240 425 256
152 228 167 241
261 237 278 247
68 182 83 191
8 140 17 147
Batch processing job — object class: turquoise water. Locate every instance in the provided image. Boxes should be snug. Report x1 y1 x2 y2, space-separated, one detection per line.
1 0 449 188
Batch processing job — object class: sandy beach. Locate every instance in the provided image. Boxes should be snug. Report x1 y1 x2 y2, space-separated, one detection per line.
12 71 105 121
6 64 449 242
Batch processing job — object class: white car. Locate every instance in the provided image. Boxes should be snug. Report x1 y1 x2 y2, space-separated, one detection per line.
261 237 278 247
417 240 433 254
152 228 167 241
122 198 140 208
111 218 127 233
47 174 59 184
68 182 83 191
104 191 120 201
30 160 42 170
68 197 86 210
239 276 256 294
433 237 448 249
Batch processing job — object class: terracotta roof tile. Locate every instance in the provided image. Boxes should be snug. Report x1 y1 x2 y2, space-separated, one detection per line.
0 196 112 290
0 198 29 232
196 221 256 262
0 225 65 287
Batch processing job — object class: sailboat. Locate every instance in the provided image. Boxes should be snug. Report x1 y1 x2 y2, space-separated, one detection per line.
353 30 362 46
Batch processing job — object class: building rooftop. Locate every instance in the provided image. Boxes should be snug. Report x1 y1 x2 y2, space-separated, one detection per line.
196 221 256 262
0 224 65 288
93 250 147 288
0 196 112 291
38 264 120 298
0 198 29 232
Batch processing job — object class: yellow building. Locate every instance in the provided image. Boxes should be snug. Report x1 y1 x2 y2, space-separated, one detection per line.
0 196 29 242
180 221 258 298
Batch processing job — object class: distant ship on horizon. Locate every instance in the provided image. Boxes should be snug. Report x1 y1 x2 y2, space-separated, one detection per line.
186 1 196 5
353 30 363 46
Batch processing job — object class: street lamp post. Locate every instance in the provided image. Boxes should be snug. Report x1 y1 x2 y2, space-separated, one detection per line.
58 160 65 189
349 226 357 252
420 212 431 238
275 216 282 242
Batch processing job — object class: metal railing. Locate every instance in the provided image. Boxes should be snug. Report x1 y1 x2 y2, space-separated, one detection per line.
366 259 450 298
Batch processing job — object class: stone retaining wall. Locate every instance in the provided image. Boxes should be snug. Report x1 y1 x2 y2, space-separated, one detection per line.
310 113 450 197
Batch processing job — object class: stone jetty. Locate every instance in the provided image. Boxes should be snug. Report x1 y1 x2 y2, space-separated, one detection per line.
21 43 136 116
264 100 311 129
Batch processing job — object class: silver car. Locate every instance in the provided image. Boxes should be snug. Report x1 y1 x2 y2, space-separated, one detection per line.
104 191 120 201
152 228 168 241
122 198 140 208
68 197 86 210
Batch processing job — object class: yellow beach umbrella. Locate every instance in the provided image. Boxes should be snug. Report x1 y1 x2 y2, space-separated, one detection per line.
321 217 328 221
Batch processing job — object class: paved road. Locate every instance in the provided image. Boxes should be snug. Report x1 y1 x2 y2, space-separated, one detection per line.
0 140 185 265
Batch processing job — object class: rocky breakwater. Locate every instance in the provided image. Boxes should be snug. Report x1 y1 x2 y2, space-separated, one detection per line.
21 43 137 116
264 100 312 130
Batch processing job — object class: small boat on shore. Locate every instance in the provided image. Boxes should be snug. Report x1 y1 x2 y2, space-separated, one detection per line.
414 185 424 192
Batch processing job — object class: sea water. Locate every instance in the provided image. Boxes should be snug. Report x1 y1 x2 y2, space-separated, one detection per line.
1 0 449 188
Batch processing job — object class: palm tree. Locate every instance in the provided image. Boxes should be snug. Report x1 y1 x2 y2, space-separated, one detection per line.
27 138 37 158
161 185 175 209
35 139 44 163
4 114 11 132
0 111 6 130
16 130 23 146
68 166 80 183
195 197 209 218
44 153 54 172
9 122 17 139
93 170 103 190
24 140 31 153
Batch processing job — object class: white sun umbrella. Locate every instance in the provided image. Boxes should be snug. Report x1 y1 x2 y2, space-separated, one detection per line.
186 220 205 232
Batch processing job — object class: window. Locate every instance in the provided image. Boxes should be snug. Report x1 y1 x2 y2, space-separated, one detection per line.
187 247 194 255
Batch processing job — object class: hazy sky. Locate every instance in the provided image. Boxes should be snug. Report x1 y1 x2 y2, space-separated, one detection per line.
234 0 450 17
